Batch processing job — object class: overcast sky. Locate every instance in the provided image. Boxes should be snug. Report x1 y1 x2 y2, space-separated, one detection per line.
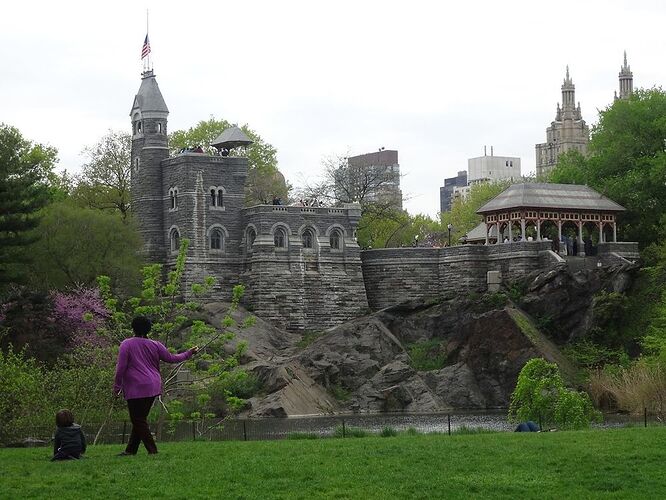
2 0 665 216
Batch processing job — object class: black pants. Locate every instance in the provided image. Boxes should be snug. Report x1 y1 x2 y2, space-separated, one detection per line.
126 396 157 454
52 451 81 461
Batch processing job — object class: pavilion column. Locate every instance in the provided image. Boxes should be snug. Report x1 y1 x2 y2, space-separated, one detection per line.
485 224 489 245
521 219 526 241
599 222 603 243
613 222 617 242
536 219 541 240
495 222 500 244
558 220 562 242
578 222 584 254
508 221 512 242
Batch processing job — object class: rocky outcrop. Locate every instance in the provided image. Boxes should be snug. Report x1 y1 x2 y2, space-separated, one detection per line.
517 261 638 343
191 263 634 417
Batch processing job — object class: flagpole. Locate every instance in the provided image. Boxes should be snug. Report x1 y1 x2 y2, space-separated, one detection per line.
146 9 150 72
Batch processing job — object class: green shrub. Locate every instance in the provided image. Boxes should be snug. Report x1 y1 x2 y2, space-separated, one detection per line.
380 426 398 437
404 427 420 436
482 292 508 309
408 340 446 371
297 331 322 349
330 384 351 402
507 281 527 303
509 358 602 429
563 340 630 369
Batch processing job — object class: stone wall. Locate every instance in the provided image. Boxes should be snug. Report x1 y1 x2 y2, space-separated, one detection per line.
241 204 368 332
361 241 551 310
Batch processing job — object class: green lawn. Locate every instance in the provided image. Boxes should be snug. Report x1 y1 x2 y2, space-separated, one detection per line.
1 427 663 499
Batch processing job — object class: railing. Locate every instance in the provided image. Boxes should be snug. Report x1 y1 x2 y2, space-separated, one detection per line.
3 409 660 447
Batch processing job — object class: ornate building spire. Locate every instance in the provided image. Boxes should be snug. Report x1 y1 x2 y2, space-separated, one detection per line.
561 66 576 117
617 50 633 100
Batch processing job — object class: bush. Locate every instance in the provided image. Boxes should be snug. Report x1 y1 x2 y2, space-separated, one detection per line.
408 340 446 371
334 425 368 438
380 426 398 437
509 358 601 429
589 361 666 418
330 384 351 402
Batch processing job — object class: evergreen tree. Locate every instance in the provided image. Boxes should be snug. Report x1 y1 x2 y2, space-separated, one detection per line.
0 124 57 290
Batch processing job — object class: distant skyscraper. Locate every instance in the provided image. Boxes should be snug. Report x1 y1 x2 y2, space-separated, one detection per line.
439 170 467 213
615 51 634 100
344 150 403 209
535 67 589 178
468 146 521 184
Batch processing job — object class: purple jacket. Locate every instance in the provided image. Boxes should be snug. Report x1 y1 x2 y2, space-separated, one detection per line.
113 337 193 400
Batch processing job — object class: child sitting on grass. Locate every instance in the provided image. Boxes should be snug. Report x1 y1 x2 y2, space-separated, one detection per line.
52 409 86 461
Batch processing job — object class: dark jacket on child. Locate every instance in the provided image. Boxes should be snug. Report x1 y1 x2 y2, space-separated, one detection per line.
53 424 86 458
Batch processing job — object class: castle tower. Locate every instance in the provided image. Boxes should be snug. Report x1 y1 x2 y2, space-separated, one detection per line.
535 66 589 178
129 69 170 262
616 51 633 100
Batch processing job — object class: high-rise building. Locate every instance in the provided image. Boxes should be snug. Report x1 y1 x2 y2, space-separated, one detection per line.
615 51 634 100
344 150 403 209
468 146 521 184
439 170 467 213
535 67 589 178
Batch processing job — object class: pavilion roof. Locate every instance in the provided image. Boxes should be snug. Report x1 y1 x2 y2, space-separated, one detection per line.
476 183 626 214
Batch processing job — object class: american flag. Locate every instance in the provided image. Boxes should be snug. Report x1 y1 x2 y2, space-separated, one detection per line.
141 35 151 59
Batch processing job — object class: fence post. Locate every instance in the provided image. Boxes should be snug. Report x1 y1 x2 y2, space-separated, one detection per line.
342 418 346 438
644 407 647 428
192 421 196 441
448 414 451 436
243 420 247 441
122 421 127 444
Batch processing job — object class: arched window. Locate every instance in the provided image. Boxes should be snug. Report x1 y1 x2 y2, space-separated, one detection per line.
330 230 341 250
170 228 180 252
158 123 163 134
247 228 256 251
137 121 142 133
210 187 225 208
134 157 140 171
274 228 286 248
302 229 314 249
169 188 178 210
210 228 224 251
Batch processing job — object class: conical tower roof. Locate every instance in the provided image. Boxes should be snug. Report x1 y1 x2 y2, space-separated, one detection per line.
130 70 169 116
211 125 254 150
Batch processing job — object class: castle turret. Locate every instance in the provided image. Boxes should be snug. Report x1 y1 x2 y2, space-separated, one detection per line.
130 69 170 262
617 51 633 100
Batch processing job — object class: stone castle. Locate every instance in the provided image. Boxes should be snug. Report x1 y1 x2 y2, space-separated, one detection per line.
130 67 638 333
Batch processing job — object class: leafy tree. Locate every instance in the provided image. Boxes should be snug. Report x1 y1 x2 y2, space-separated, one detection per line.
73 131 132 220
169 117 289 205
98 239 256 437
509 358 601 429
550 88 666 248
25 202 142 291
0 346 48 442
301 154 402 210
440 180 510 244
0 124 57 290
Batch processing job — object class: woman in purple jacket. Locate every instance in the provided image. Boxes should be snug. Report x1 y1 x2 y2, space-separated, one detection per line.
113 316 197 455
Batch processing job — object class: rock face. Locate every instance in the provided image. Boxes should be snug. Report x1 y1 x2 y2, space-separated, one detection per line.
517 261 638 343
195 263 634 417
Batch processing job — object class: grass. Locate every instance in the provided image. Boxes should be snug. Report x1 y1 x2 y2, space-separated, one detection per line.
2 427 666 498
407 339 447 371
